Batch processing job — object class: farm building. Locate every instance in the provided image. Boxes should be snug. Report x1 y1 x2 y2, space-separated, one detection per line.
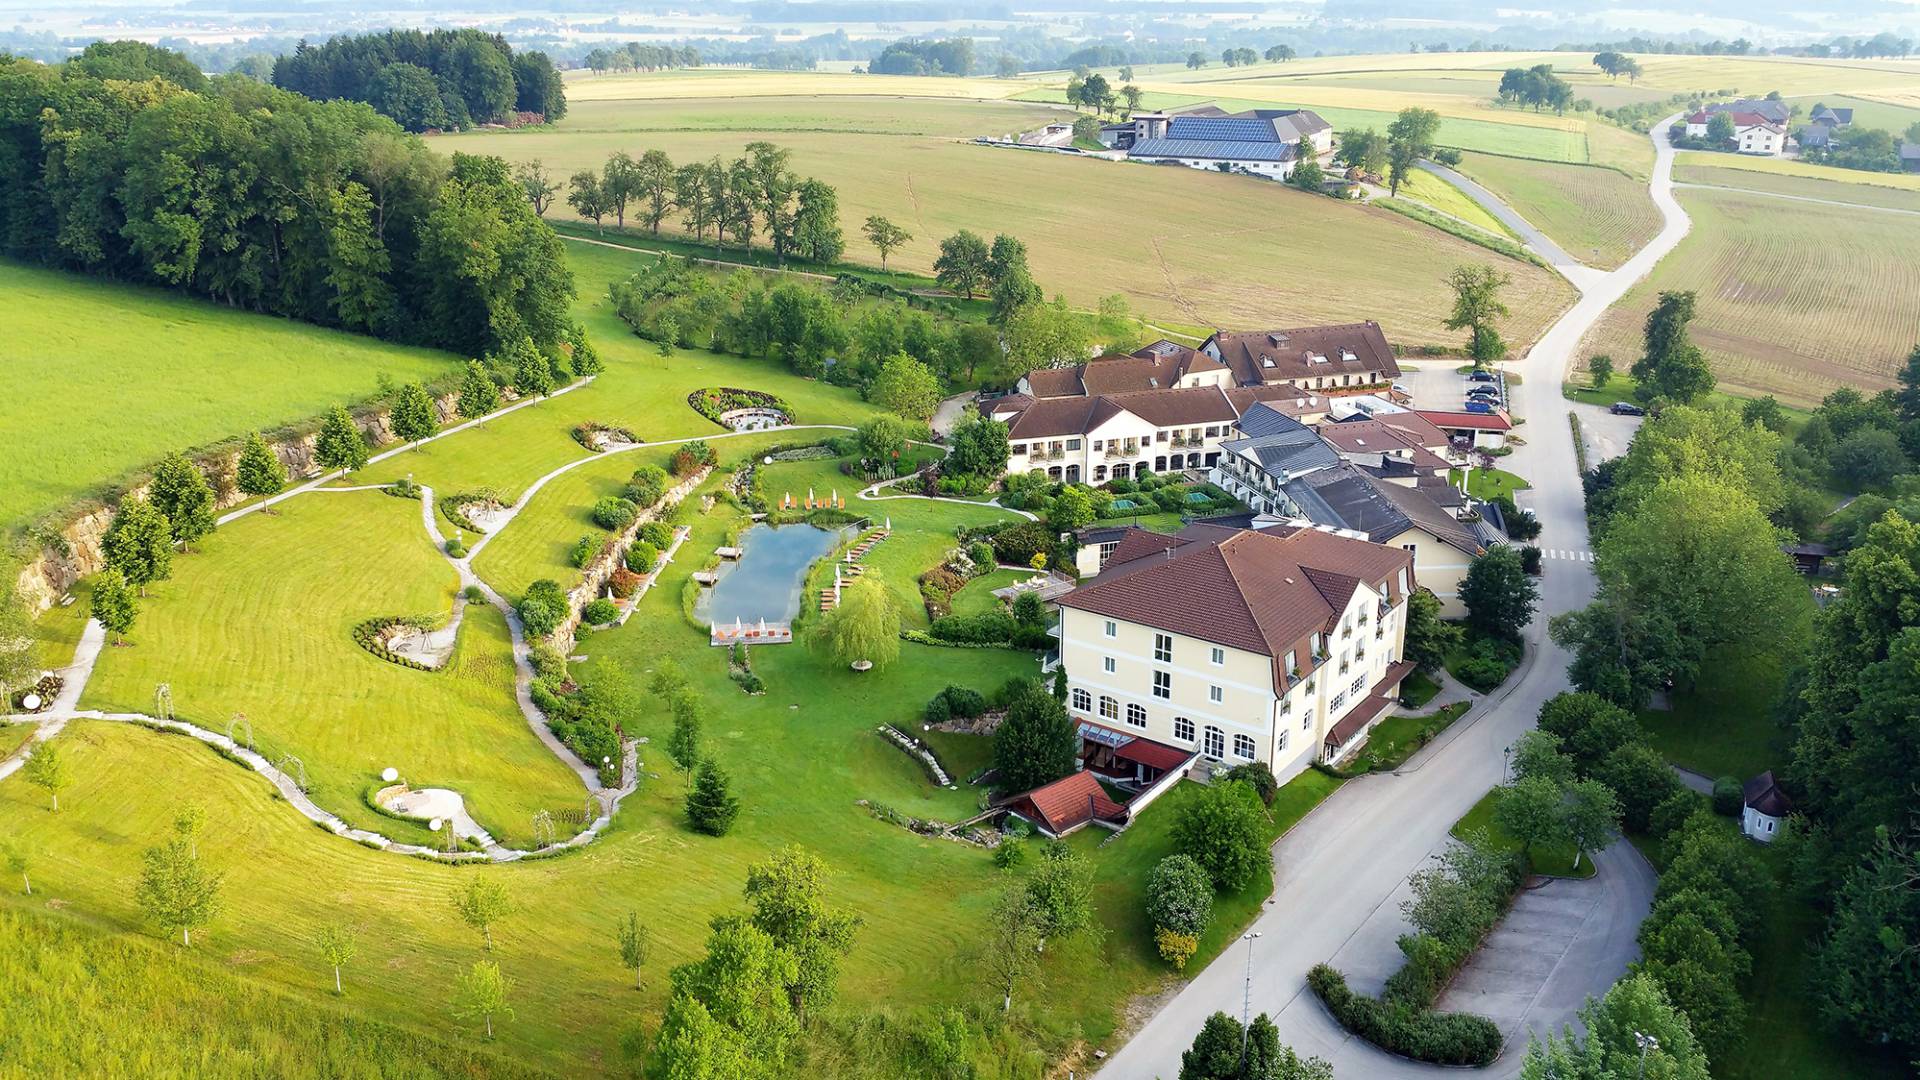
1684 109 1786 156
1126 107 1333 180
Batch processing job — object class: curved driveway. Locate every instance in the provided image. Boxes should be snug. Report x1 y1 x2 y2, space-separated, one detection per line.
1098 118 1690 1079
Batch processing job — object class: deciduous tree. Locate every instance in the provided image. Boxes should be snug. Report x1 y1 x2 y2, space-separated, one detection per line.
867 352 943 420
235 432 287 497
1172 779 1268 891
933 230 991 299
315 407 370 472
458 360 501 419
742 845 860 1018
453 877 513 951
135 834 222 947
1386 106 1441 195
1443 264 1512 367
667 687 704 771
1493 776 1568 860
980 884 1041 1011
316 924 356 995
1461 545 1537 641
103 498 173 595
91 567 138 645
23 741 70 812
391 381 438 443
513 159 560 216
617 911 651 990
452 959 514 1039
1631 291 1715 405
810 577 901 671
992 685 1077 793
148 453 216 548
862 215 911 269
1562 779 1621 869
3 843 29 895
637 148 676 233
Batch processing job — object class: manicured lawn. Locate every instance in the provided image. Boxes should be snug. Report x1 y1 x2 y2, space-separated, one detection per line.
1451 787 1595 879
1449 465 1530 501
76 491 584 847
1454 153 1662 269
1402 669 1441 708
1072 768 1344 993
1561 375 1816 436
0 261 456 532
1388 170 1515 239
0 722 35 763
349 244 879 504
1349 702 1471 773
948 569 1031 618
1637 647 1795 783
917 727 997 786
448 97 1575 351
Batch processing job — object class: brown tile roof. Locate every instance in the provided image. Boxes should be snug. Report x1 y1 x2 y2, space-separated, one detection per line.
1225 384 1329 418
1002 385 1240 440
1371 481 1486 557
1317 420 1451 470
1324 692 1393 753
1004 396 1100 440
1061 524 1412 693
1006 770 1127 836
1743 771 1793 817
1204 322 1401 386
1024 369 1085 398
1366 410 1452 450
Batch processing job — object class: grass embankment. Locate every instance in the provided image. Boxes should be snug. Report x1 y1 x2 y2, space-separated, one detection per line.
1637 648 1794 784
1349 702 1471 773
0 261 455 533
0 907 552 1079
1448 466 1529 501
1455 153 1662 269
447 96 1575 349
1581 186 1920 405
1450 788 1594 879
1388 170 1516 239
1560 374 1817 435
948 569 1034 618
76 491 584 848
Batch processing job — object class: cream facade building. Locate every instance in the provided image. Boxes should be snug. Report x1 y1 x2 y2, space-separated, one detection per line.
1054 523 1417 782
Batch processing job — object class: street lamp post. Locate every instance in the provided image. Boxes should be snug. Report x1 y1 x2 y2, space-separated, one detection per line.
1239 931 1262 1063
1634 1030 1660 1079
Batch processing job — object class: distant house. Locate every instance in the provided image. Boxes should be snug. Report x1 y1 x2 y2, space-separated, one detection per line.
1126 107 1333 181
1001 769 1128 838
1199 323 1402 391
1781 542 1834 575
1413 409 1513 449
1742 771 1793 843
1685 109 1787 155
1706 98 1791 125
1807 104 1854 128
1019 122 1074 148
1903 142 1920 173
1097 121 1136 149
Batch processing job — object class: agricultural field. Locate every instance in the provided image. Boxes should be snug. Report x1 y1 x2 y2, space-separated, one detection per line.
1672 151 1920 197
1387 168 1515 238
0 261 455 533
1581 187 1920 405
562 66 1046 103
1675 161 1920 212
1455 152 1664 269
446 97 1575 350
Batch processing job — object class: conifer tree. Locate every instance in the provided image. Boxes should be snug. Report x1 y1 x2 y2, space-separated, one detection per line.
686 758 741 836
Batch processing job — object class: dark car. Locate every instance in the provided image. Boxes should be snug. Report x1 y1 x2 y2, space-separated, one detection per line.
1467 371 1498 383
1610 401 1646 416
1467 386 1501 399
1464 401 1496 414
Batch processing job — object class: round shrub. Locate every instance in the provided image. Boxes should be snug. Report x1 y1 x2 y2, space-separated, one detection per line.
591 496 638 531
924 694 952 725
569 534 603 569
626 464 669 507
993 837 1026 869
967 541 996 570
518 580 568 639
608 567 642 599
941 686 986 719
1711 775 1744 816
625 541 661 575
528 642 569 680
638 521 674 549
445 538 467 559
1145 853 1214 940
1155 927 1199 970
462 585 485 603
583 598 620 625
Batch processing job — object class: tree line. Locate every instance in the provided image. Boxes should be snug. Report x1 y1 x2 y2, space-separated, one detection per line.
0 44 578 361
563 143 843 269
582 43 703 73
272 29 566 131
1496 64 1576 114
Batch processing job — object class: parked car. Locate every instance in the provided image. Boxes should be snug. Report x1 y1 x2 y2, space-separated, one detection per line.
1464 401 1496 414
1467 392 1501 405
1610 401 1646 416
1467 386 1501 399
1467 371 1498 383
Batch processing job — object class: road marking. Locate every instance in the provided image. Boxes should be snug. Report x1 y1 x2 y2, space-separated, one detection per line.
1544 549 1594 561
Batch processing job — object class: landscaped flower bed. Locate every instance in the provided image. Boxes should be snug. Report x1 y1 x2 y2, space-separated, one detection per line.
688 387 791 428
570 421 640 452
351 616 441 671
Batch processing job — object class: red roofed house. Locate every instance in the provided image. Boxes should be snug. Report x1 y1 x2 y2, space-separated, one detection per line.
1001 770 1129 838
1054 521 1418 783
1683 109 1786 156
1414 408 1513 449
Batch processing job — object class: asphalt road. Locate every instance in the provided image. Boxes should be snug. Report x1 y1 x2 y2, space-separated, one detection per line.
1096 118 1691 1079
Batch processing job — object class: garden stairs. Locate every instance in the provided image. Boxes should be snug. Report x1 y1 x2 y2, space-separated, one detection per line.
817 526 890 612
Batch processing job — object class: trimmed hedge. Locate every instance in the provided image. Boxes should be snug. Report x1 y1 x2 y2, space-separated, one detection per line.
1307 964 1503 1066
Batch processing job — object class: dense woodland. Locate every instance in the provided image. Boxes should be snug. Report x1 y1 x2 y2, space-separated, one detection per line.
0 43 576 359
272 29 566 131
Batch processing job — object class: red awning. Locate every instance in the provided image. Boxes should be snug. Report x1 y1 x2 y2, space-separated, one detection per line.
1114 737 1197 773
1324 693 1393 752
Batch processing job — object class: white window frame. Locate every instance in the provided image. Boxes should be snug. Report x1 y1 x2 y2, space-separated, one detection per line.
1104 620 1118 639
1103 656 1117 674
1203 725 1225 759
1209 685 1224 704
1174 716 1195 743
1071 687 1092 712
1152 671 1171 700
1153 633 1173 663
1125 703 1147 729
1210 646 1225 667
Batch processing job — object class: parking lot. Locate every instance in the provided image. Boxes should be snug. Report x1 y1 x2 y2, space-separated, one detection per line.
1391 360 1511 417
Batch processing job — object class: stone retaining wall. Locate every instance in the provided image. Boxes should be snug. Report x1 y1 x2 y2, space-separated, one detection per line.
555 465 711 651
14 390 469 616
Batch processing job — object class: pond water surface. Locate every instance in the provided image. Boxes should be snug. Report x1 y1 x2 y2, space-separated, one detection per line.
697 523 847 626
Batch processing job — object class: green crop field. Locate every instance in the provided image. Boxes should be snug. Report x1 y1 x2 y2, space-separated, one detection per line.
1456 153 1663 269
1582 187 1920 405
1675 161 1920 211
0 261 455 533
1389 168 1515 238
445 97 1575 351
1672 150 1920 195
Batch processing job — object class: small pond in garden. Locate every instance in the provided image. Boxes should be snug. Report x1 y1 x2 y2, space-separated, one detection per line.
696 523 849 626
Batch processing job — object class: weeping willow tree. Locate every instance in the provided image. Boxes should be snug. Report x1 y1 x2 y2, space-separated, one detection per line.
810 577 900 672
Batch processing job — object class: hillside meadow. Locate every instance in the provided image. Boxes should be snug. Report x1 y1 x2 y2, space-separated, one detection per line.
1456 152 1664 269
0 261 456 533
1581 186 1920 405
445 97 1575 349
